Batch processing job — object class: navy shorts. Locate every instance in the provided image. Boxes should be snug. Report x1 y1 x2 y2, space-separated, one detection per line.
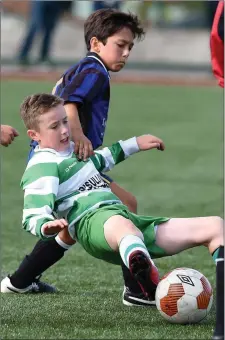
100 173 113 184
28 140 38 161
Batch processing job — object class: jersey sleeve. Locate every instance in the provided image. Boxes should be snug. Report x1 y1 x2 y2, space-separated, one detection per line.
91 137 140 172
21 162 59 240
54 68 107 105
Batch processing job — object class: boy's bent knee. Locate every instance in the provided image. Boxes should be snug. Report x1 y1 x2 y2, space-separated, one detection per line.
209 216 223 224
208 216 224 252
209 216 223 234
214 216 224 239
104 215 143 250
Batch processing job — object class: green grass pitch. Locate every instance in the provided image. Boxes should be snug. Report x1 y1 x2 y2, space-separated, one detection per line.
1 80 223 339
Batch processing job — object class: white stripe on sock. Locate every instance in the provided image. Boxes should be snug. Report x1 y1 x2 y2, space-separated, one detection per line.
55 235 72 250
215 258 224 263
119 234 150 268
125 247 150 265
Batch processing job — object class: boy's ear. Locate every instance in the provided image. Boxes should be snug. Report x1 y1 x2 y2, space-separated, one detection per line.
90 37 101 53
27 129 39 141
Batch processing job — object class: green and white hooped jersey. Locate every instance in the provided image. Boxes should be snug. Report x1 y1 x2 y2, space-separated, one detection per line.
21 138 140 239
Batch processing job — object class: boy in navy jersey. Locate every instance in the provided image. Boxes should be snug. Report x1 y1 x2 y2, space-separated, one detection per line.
1 9 155 306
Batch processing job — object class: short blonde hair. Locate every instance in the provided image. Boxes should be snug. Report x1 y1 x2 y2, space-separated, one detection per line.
20 93 64 130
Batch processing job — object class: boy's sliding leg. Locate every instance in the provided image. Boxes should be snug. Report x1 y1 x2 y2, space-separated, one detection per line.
104 215 159 300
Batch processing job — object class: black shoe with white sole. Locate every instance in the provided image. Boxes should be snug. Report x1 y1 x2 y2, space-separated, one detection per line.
123 286 156 307
1 275 57 293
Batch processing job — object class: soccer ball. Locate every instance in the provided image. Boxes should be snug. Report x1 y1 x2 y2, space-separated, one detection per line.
155 268 213 324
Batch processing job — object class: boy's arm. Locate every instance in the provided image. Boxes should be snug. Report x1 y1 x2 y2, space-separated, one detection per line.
21 162 59 240
53 69 107 160
64 103 93 160
91 134 165 173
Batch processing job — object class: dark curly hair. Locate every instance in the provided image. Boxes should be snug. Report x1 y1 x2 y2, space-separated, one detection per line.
84 9 145 51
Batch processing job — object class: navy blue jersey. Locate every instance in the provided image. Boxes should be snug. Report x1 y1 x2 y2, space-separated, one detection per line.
53 52 110 150
28 53 110 161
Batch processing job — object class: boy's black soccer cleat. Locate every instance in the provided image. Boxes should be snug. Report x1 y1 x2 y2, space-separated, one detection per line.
1 275 57 293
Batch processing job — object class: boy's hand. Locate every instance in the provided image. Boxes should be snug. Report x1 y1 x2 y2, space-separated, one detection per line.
136 134 165 152
73 133 94 161
1 125 19 147
42 219 68 236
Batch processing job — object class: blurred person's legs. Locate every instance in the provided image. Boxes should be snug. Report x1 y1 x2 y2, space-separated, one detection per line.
138 0 152 27
206 1 219 28
93 1 121 11
18 1 44 64
38 2 62 64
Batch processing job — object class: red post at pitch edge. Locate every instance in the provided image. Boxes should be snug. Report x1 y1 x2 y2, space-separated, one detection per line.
210 0 224 88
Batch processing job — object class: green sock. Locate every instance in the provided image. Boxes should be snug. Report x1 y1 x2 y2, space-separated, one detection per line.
212 247 220 262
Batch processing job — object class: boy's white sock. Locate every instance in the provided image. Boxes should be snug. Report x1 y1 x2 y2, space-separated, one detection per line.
119 234 151 269
55 235 73 250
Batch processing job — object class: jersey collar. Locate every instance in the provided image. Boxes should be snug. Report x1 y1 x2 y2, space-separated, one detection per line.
86 52 110 79
34 142 75 157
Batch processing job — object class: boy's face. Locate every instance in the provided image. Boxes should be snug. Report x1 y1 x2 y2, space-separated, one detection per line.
28 105 70 152
91 27 134 72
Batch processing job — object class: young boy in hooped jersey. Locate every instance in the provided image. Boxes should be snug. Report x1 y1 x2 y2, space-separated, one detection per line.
3 94 224 328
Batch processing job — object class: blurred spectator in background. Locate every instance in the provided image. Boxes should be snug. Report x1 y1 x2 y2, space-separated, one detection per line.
206 1 219 28
18 1 72 66
93 1 121 11
138 0 152 28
